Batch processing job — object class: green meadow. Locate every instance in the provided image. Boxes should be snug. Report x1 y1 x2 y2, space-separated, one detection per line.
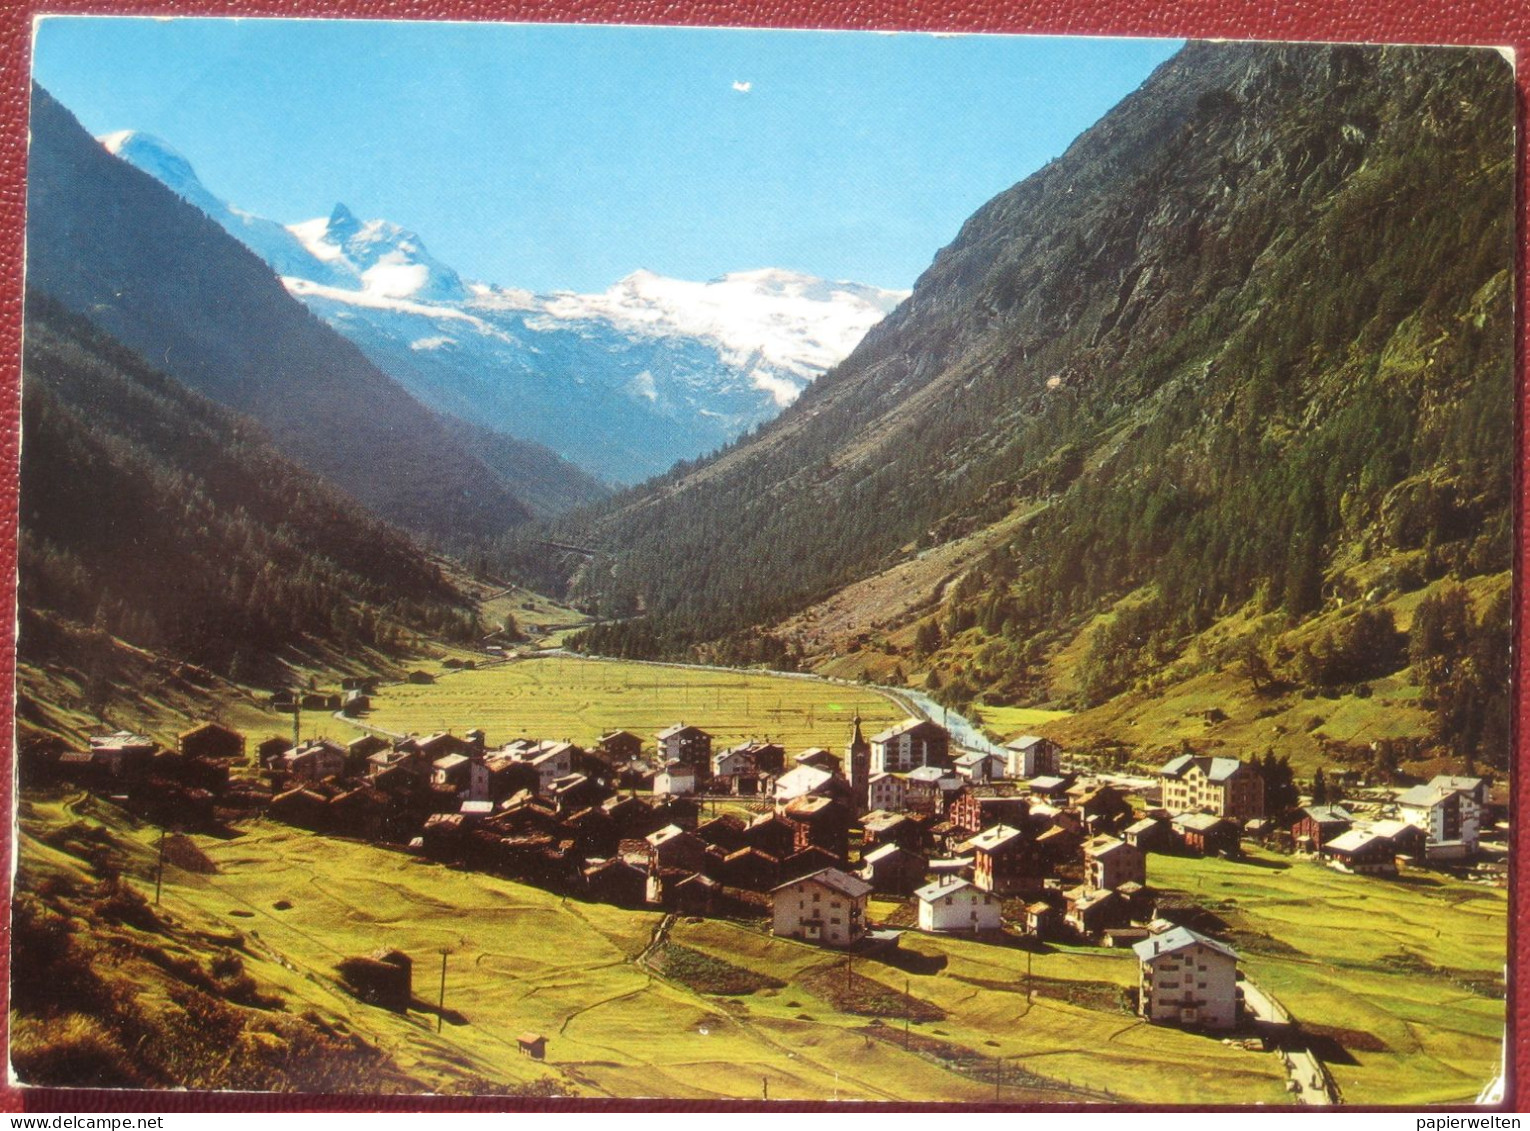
969 705 1074 740
81 809 1289 1102
1150 847 1507 1105
325 655 909 755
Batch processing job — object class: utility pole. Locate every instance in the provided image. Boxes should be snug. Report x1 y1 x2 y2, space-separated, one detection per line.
904 977 912 1048
1027 948 1033 1004
994 1056 1002 1102
154 825 166 904
293 698 301 750
437 949 449 1033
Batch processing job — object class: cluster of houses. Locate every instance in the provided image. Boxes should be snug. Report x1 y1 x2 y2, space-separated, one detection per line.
36 701 1500 1036
26 722 259 827
1290 775 1486 873
270 676 384 719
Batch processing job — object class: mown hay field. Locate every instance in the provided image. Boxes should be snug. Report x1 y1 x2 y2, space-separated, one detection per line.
141 819 1289 1103
339 654 909 754
146 820 998 1100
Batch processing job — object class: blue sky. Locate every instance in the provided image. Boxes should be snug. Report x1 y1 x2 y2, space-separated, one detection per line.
32 19 1180 293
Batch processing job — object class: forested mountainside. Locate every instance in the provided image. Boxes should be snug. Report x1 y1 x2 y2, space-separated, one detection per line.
24 85 562 543
547 42 1512 764
18 295 477 697
436 415 609 520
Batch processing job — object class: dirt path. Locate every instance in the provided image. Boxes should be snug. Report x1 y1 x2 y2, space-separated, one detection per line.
628 916 905 1100
1243 975 1338 1105
636 912 678 969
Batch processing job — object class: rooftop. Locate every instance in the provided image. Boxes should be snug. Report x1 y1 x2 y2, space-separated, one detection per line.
1004 735 1049 751
1132 925 1238 963
967 824 1024 852
1159 754 1248 782
1324 828 1387 854
870 718 945 743
774 867 873 899
914 875 973 902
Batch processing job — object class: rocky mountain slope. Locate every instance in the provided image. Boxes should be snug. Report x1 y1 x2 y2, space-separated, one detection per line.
552 42 1513 768
106 130 906 485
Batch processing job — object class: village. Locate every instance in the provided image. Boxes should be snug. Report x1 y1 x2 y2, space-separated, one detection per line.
24 652 1509 1104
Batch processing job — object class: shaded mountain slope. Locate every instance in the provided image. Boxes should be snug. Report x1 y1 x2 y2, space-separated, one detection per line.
552 42 1513 733
24 85 537 542
18 294 476 689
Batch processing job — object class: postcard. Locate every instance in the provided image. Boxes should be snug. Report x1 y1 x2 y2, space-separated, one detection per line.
8 17 1515 1107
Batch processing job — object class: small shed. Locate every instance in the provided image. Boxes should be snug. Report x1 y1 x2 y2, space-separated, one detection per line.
518 1032 548 1060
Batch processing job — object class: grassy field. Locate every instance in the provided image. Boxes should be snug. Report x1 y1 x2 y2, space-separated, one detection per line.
17 793 1506 1103
38 801 1286 1102
970 705 1074 740
667 918 1289 1105
329 655 910 754
1150 846 1507 1105
475 584 590 649
1049 572 1511 778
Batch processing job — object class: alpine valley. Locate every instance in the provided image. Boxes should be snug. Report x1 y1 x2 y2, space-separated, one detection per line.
10 35 1514 1104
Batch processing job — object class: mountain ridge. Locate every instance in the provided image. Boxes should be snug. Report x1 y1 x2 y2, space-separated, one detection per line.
26 87 591 541
102 128 907 484
550 40 1513 774
17 292 477 709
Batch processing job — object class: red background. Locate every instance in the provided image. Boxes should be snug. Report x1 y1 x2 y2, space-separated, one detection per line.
0 0 1523 1114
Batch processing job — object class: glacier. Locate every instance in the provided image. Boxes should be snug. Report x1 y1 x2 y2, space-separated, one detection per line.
101 130 908 485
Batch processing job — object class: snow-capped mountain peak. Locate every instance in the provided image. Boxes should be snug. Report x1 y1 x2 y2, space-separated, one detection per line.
287 203 467 302
102 125 907 484
100 130 357 287
533 268 906 405
100 131 203 199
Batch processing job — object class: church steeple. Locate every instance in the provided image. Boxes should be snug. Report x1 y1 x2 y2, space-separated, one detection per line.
847 713 871 810
849 713 868 753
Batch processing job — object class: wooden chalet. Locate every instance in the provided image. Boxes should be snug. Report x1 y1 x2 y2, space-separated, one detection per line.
771 868 872 949
969 824 1046 896
655 723 712 770
780 845 843 885
178 722 244 762
1321 828 1397 875
784 794 853 861
1291 805 1354 854
696 813 749 852
583 856 650 908
597 730 644 764
1170 812 1240 856
1123 815 1172 853
256 736 291 770
859 810 924 852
